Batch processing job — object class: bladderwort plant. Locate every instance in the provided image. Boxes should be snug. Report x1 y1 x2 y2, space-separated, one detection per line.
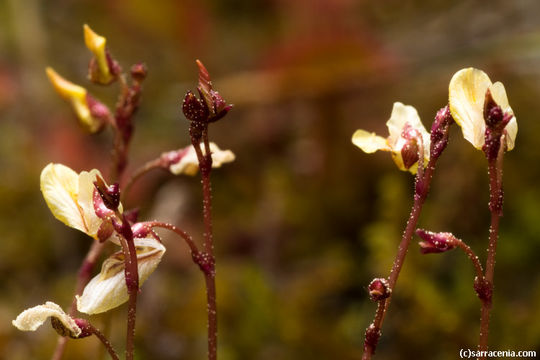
352 68 517 359
12 25 234 360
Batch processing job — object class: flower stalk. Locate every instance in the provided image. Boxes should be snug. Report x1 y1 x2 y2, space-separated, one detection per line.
362 106 453 359
478 135 505 357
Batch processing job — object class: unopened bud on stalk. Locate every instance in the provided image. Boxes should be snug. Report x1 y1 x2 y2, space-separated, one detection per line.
84 24 119 84
46 67 106 133
368 278 391 301
183 90 209 123
94 175 120 211
416 229 457 254
130 62 147 83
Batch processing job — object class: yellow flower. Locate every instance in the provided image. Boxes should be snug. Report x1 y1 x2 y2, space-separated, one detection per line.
83 24 114 84
169 142 235 176
448 67 517 150
12 302 81 338
40 163 120 239
76 237 166 314
45 67 103 133
352 102 430 174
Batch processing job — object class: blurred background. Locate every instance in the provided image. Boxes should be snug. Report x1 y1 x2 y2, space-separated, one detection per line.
1 0 540 359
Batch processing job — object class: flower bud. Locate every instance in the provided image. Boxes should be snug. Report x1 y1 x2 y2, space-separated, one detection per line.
93 175 120 211
430 105 454 160
183 90 209 123
416 229 457 254
195 59 232 122
45 67 105 133
84 24 117 84
130 62 147 83
368 278 391 301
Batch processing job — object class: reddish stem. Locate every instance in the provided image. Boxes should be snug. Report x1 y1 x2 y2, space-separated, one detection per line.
192 130 218 360
454 238 484 280
478 144 504 357
143 221 199 254
83 322 120 360
122 158 162 202
362 158 436 360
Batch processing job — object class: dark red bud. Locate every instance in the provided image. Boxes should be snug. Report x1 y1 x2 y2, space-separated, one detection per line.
93 188 114 219
182 91 209 122
130 63 147 82
368 278 391 301
401 140 420 170
430 105 454 160
416 229 457 254
94 176 120 211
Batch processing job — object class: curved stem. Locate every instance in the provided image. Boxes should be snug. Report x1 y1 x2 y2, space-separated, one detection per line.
144 221 199 254
85 323 120 360
454 238 484 280
122 158 162 202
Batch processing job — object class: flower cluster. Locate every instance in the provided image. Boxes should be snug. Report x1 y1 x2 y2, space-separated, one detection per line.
13 25 236 350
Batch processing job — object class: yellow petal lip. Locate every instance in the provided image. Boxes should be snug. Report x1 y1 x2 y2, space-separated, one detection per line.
45 67 103 133
46 67 86 101
83 24 112 82
12 301 81 338
76 237 166 314
40 163 108 239
169 142 236 176
449 67 517 151
351 130 389 153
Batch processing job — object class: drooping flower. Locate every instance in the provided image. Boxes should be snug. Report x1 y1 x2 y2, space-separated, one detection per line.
45 67 105 133
40 163 121 239
352 102 430 174
169 142 235 176
448 67 517 151
12 302 82 338
76 237 166 314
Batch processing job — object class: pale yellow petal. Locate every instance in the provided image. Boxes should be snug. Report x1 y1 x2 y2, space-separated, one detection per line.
504 117 518 151
449 68 491 149
351 130 389 153
12 301 81 337
77 238 166 314
41 163 88 234
77 169 104 238
169 142 235 176
386 102 426 148
490 81 517 150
